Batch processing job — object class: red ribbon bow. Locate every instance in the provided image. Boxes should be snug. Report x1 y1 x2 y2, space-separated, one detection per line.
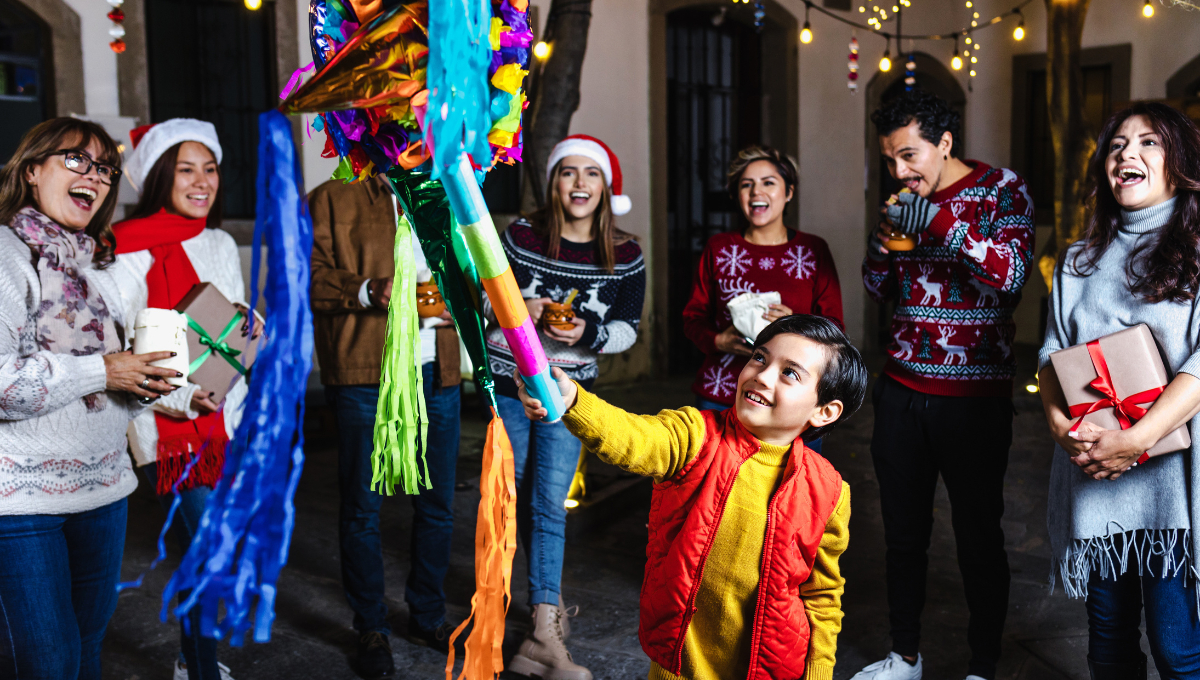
1068 340 1160 465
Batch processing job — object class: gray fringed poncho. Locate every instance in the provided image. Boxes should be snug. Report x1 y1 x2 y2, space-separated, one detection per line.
1040 197 1200 597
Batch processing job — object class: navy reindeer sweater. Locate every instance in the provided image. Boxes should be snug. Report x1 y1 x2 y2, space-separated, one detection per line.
862 161 1035 397
484 218 646 399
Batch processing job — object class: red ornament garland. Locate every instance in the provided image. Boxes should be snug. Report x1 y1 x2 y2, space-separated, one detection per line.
107 0 126 53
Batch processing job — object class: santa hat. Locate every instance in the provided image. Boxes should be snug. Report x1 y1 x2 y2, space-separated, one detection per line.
124 118 223 193
545 134 632 216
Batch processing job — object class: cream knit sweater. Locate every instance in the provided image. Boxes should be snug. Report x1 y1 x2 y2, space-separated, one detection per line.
88 227 250 467
0 227 139 516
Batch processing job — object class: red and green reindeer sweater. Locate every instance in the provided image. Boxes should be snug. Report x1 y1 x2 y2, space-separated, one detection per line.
862 161 1036 397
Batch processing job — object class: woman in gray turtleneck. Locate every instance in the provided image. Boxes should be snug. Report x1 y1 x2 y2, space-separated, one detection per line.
1039 102 1200 679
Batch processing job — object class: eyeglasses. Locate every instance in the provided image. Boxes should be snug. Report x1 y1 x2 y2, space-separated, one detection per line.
49 150 122 186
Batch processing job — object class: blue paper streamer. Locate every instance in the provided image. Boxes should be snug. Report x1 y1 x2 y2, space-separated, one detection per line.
425 0 493 179
161 110 314 645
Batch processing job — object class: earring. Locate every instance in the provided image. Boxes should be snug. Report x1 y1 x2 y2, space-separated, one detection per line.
943 155 948 160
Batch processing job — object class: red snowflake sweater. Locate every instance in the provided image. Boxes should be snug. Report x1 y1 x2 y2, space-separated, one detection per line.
683 230 843 405
862 161 1035 397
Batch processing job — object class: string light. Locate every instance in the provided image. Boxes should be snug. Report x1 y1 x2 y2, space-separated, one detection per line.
879 39 892 72
1143 0 1155 16
1013 17 1025 39
533 41 551 59
801 2 813 43
951 36 963 69
244 0 261 9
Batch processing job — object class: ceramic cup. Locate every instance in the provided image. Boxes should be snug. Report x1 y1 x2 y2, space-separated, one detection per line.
132 308 190 387
542 301 576 330
416 281 446 318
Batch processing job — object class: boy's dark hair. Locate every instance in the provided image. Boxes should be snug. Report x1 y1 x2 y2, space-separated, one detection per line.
870 89 961 152
754 314 868 442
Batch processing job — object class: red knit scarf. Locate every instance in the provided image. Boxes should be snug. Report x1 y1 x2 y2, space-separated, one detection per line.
114 209 228 495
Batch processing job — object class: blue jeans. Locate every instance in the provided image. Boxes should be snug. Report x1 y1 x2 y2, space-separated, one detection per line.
0 498 127 680
495 393 581 606
1086 534 1200 678
327 361 461 635
140 463 220 680
694 396 823 453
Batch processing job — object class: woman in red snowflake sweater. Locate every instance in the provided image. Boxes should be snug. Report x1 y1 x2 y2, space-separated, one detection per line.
682 145 844 420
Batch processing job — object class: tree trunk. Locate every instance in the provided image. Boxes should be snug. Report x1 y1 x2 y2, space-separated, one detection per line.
522 0 593 210
1039 0 1092 289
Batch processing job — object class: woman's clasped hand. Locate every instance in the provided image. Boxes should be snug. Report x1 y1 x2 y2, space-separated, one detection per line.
102 350 180 400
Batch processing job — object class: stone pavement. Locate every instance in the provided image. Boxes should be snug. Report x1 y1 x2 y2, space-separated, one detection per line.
103 368 1158 680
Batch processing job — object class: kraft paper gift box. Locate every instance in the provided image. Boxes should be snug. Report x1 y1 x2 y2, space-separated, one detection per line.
174 282 261 404
1048 323 1190 462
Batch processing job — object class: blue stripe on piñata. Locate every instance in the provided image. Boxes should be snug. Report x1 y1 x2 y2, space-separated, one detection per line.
425 0 493 178
161 110 314 645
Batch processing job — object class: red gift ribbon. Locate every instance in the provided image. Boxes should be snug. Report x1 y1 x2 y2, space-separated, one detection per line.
1068 340 1161 465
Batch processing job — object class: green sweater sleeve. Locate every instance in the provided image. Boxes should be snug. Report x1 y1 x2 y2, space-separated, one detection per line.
561 385 708 482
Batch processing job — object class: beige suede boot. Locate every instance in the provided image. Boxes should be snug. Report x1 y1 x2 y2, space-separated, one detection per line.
557 593 579 640
508 604 592 680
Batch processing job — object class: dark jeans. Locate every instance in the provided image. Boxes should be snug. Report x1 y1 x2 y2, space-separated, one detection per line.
694 396 823 454
1087 535 1200 678
140 463 220 680
0 498 127 680
327 361 461 635
495 394 582 606
870 374 1012 679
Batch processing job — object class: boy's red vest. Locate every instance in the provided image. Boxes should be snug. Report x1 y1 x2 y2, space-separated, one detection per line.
639 408 844 679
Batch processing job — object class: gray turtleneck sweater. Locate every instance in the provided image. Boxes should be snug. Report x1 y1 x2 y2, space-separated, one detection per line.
1039 196 1200 597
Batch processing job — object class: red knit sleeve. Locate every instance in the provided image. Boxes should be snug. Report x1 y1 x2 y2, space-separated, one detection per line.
810 240 844 330
682 242 719 355
957 171 1036 293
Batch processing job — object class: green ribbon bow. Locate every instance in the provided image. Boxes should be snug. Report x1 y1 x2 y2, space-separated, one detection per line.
186 313 247 375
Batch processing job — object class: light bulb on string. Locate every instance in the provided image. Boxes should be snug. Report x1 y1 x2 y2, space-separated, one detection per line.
969 69 977 77
244 0 261 9
1013 9 1025 40
965 36 972 44
533 41 551 60
800 3 813 44
1143 0 1155 17
951 36 963 70
879 39 892 72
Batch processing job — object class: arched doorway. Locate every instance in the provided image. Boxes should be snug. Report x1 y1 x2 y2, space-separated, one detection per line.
651 0 798 377
0 0 52 163
862 52 966 353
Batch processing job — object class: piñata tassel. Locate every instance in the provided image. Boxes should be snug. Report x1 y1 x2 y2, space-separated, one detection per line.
371 213 430 495
446 411 517 680
161 109 314 645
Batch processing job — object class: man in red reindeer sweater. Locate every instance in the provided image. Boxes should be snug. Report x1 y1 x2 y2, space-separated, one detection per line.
853 89 1035 680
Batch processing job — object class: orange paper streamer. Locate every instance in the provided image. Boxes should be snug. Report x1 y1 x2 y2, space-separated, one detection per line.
446 411 517 680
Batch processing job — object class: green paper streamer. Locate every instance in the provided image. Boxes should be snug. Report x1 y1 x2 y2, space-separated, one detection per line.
384 166 497 410
371 213 431 496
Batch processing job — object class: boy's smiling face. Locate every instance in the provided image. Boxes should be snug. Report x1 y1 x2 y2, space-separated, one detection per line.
735 333 844 447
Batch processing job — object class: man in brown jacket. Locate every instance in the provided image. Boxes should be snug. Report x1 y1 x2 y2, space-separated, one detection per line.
310 174 463 680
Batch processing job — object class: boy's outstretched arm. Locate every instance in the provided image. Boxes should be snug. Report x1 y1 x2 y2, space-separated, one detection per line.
800 482 851 680
515 368 706 481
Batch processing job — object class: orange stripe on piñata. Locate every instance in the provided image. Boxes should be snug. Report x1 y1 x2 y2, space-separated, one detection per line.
480 268 529 329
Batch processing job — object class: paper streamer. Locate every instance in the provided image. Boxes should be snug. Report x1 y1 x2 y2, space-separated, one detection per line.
162 110 314 644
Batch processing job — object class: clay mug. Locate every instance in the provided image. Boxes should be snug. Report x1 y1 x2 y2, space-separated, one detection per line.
416 281 446 318
541 301 576 330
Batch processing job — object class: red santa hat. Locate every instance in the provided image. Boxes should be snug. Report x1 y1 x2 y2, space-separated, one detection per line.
545 134 632 216
124 118 223 193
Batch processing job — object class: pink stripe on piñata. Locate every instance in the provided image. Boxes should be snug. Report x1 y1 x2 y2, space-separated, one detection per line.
501 317 547 377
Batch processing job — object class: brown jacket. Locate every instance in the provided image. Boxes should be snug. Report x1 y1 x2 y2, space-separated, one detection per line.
310 175 459 386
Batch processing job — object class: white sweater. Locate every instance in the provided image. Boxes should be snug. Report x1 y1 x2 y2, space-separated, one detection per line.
0 228 139 515
89 228 250 467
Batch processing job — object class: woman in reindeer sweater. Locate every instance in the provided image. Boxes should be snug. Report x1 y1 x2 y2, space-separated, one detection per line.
483 135 645 680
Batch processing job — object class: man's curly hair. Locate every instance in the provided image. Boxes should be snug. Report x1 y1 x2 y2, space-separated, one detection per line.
870 89 961 151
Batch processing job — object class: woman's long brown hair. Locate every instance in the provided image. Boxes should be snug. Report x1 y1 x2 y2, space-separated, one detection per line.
1070 102 1200 303
124 141 224 228
0 118 124 268
527 158 633 273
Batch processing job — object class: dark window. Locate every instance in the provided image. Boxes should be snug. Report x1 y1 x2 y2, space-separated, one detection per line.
0 0 51 164
145 0 277 218
665 7 763 375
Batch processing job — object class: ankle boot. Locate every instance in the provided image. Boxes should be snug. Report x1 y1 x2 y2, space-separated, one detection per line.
508 604 592 680
557 593 579 641
1087 656 1147 680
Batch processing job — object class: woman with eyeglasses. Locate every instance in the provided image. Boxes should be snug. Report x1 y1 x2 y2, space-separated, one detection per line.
89 119 251 680
0 118 178 679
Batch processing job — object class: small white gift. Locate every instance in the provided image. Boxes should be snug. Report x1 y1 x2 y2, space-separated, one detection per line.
727 291 782 344
131 308 190 387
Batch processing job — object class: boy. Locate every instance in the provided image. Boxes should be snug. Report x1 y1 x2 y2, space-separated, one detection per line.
515 314 867 680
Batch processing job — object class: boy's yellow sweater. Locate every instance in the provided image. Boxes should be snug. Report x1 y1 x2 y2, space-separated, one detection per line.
562 386 851 680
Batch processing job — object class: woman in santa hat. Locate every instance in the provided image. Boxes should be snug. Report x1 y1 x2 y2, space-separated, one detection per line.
483 135 645 680
89 118 252 680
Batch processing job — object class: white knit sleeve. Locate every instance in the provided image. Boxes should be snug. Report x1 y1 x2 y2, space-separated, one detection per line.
0 257 109 420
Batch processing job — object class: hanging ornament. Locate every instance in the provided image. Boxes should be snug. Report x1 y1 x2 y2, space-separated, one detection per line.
905 53 916 90
753 1 766 31
848 33 859 93
106 0 126 53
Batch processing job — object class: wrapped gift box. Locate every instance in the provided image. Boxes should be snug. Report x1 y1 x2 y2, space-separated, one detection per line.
174 282 261 404
1049 323 1190 459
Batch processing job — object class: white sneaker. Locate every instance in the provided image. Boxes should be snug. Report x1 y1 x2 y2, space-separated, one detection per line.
172 660 235 680
850 652 923 680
